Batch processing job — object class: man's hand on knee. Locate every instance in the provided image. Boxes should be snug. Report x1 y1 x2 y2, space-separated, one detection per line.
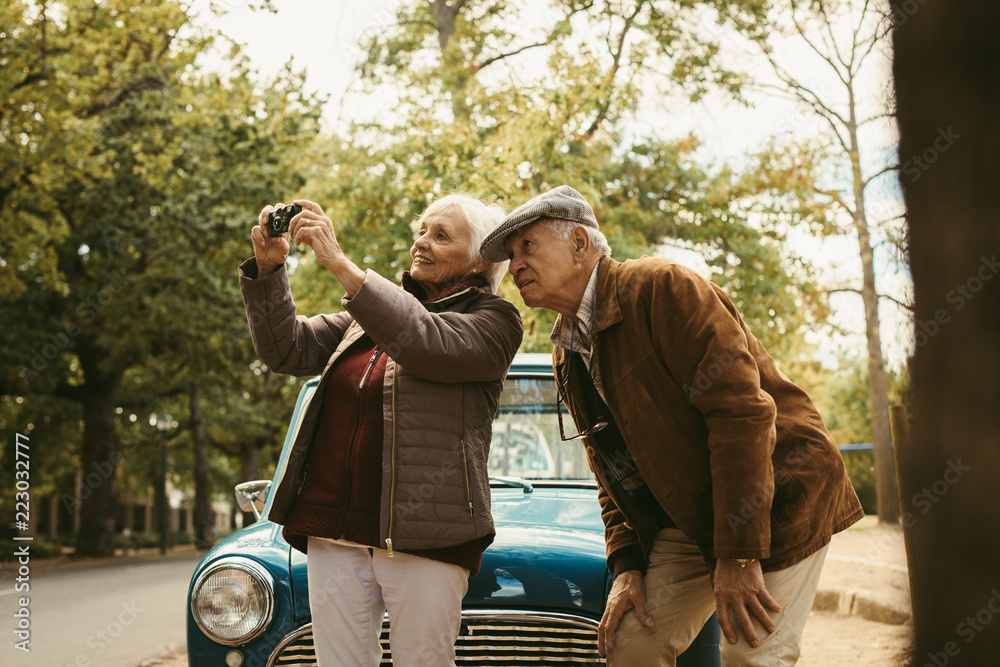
713 559 782 648
598 569 654 657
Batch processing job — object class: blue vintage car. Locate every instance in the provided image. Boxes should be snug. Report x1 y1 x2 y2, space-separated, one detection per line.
186 353 720 666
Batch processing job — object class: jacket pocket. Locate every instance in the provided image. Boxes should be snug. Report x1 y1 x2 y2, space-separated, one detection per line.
767 462 811 558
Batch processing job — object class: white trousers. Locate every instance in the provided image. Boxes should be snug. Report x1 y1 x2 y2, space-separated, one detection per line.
609 528 828 667
306 537 469 667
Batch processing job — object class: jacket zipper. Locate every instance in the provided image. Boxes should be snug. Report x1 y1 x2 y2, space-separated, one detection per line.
342 347 381 524
297 463 310 495
359 347 381 390
385 364 397 557
460 438 474 516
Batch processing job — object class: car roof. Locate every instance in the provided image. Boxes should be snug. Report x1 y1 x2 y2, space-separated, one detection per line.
302 352 552 387
509 352 553 375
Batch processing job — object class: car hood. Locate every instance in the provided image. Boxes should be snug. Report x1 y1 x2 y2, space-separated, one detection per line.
466 485 608 618
288 484 609 619
196 520 290 576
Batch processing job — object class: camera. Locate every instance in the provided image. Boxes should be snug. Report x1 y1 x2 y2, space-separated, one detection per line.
267 204 302 237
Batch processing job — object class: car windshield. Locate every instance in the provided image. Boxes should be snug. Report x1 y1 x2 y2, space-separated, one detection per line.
488 375 592 480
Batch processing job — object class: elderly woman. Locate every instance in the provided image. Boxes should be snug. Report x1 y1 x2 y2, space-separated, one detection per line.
239 195 522 667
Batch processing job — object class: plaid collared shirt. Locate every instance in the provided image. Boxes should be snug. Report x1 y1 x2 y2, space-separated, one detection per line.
551 261 651 494
550 261 605 399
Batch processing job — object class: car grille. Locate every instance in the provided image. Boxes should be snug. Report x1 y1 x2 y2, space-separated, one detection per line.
268 611 605 666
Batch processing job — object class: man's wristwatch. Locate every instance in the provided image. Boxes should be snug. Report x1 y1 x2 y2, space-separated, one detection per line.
733 558 757 568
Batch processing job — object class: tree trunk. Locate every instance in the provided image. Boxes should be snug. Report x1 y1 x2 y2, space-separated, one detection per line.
190 381 214 549
848 77 899 524
855 205 899 524
74 349 123 557
430 0 471 121
892 1 1000 664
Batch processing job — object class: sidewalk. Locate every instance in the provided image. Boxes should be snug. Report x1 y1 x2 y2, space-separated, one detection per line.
8 543 202 575
799 515 914 667
814 515 911 624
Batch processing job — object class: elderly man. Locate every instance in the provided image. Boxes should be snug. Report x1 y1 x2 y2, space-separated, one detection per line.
479 185 864 666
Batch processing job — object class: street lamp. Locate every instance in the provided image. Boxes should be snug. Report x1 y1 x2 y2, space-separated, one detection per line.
155 413 172 556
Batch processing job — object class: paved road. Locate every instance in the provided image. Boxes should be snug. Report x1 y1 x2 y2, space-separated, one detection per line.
1 554 201 667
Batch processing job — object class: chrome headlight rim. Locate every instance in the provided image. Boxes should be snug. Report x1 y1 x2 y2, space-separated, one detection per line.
191 557 275 646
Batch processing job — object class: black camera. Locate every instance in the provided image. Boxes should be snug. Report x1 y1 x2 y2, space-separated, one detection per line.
267 204 302 237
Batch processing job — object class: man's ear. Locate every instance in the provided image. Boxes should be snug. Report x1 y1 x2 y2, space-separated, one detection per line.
571 225 591 258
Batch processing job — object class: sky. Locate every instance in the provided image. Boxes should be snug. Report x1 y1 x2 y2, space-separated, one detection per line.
189 0 912 371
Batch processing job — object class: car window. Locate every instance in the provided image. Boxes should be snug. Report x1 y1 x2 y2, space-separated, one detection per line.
488 375 592 480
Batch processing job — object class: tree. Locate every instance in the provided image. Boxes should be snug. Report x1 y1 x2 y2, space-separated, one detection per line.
750 0 903 523
892 1 1000 664
0 0 321 555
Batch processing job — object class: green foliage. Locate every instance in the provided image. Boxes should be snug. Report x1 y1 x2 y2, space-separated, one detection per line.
841 449 877 514
0 0 322 553
807 358 909 515
116 529 195 549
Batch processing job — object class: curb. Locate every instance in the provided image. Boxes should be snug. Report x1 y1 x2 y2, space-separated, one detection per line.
2 547 204 576
813 587 911 625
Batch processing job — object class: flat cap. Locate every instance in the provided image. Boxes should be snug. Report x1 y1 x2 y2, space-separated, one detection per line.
479 185 598 262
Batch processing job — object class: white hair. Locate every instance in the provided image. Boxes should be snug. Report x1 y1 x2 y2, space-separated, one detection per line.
416 193 510 292
541 218 613 257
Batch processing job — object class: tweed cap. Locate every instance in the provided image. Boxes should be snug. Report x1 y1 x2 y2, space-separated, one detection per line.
479 185 598 262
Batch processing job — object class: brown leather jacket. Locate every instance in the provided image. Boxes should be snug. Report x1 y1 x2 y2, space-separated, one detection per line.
555 256 863 572
240 259 523 553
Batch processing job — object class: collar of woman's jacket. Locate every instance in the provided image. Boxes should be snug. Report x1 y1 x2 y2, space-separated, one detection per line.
401 270 490 304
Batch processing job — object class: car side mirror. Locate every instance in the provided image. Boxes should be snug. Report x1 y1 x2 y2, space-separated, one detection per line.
235 480 272 522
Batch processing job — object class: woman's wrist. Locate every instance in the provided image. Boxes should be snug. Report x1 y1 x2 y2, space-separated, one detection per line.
325 256 367 298
257 260 277 278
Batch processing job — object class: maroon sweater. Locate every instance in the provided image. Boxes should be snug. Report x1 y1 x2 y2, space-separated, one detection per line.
282 276 493 575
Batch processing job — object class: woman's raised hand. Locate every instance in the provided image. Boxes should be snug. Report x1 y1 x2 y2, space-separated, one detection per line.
252 204 291 276
287 199 348 271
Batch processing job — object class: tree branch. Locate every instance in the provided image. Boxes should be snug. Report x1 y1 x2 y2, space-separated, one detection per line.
790 6 849 87
852 2 892 76
828 286 912 312
474 1 594 72
863 164 900 189
474 40 551 71
78 75 168 118
813 187 855 217
11 71 52 93
748 78 848 149
580 0 644 140
764 52 849 129
858 110 895 126
828 286 862 296
398 19 437 30
879 292 913 312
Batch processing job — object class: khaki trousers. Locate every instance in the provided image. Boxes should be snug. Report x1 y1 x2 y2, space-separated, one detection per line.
608 529 828 667
306 537 469 667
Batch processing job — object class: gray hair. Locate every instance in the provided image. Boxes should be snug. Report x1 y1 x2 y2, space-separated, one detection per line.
541 218 613 257
416 193 510 292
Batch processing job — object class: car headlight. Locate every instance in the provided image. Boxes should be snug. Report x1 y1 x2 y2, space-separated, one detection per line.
191 559 275 645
